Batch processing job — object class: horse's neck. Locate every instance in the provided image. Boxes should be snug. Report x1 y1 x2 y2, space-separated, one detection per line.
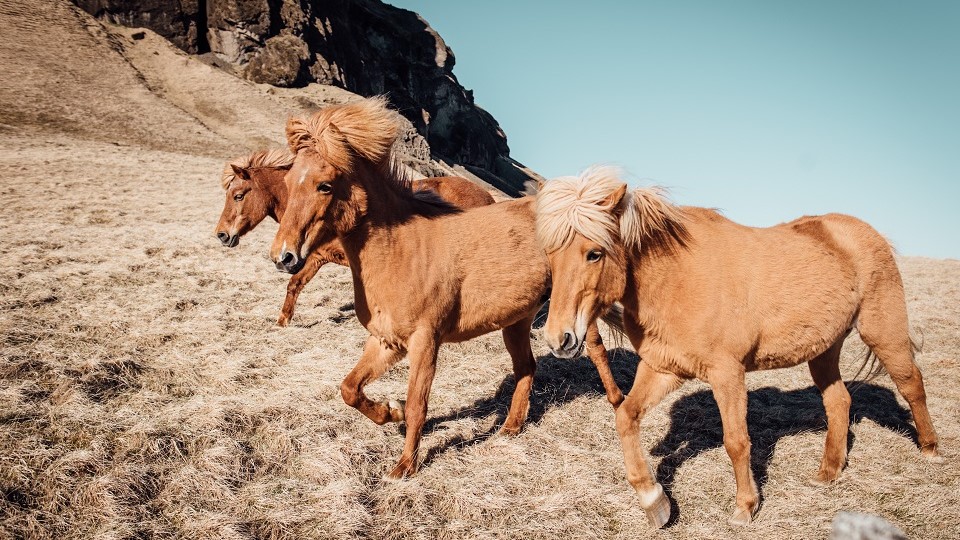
622 225 695 330
337 177 439 285
366 178 421 219
258 169 289 222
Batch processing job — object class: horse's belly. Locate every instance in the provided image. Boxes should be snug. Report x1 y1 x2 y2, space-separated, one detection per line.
750 322 851 371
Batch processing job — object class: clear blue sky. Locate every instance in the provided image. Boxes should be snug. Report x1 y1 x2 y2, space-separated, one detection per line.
393 1 959 259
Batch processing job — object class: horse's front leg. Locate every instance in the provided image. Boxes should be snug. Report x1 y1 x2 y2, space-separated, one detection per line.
340 336 406 424
277 251 328 327
386 329 440 480
499 315 537 435
617 362 683 528
709 367 759 526
585 321 624 409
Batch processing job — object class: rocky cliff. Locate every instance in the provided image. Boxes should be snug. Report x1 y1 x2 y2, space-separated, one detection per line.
73 0 538 195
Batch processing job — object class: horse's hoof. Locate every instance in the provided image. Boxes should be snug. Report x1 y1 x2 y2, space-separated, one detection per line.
388 400 405 423
498 424 521 436
807 470 839 487
383 460 416 481
382 471 409 482
922 449 946 464
276 316 289 327
728 506 756 526
639 483 670 528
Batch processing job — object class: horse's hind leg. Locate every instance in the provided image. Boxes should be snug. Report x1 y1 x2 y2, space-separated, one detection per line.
499 316 537 436
340 336 406 425
617 362 683 528
585 322 624 408
277 252 327 326
857 284 941 461
808 338 851 485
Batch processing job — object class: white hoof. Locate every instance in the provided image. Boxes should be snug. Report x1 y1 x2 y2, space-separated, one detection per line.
921 447 946 464
638 483 670 528
388 400 405 422
728 507 754 526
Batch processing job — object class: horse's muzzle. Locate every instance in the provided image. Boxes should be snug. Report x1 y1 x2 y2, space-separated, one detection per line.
217 232 239 248
276 250 304 274
551 331 584 359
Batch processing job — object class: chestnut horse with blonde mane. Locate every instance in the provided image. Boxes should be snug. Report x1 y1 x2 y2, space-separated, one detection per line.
215 148 495 325
535 167 942 527
269 97 625 479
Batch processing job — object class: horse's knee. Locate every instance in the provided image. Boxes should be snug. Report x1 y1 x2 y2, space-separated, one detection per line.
615 402 641 436
340 380 360 408
834 389 852 411
723 433 751 460
287 277 305 294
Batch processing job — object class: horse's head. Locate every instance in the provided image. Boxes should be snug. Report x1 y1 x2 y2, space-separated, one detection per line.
536 167 630 358
214 165 269 247
215 150 293 247
270 148 348 273
271 97 400 274
536 167 684 359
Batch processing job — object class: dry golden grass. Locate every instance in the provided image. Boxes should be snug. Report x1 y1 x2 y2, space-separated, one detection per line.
1 132 958 540
2 2 959 538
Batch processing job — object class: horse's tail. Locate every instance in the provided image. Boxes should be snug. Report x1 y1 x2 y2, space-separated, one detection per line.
849 348 884 390
599 303 628 350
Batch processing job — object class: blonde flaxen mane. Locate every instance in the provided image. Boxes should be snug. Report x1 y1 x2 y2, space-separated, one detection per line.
285 97 411 187
220 148 295 189
536 166 686 253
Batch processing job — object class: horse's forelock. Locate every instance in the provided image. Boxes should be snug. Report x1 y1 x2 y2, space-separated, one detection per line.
287 97 402 183
221 149 294 190
535 166 627 253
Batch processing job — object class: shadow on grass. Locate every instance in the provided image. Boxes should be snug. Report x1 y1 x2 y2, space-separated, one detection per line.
650 380 915 526
418 347 639 468
417 347 917 525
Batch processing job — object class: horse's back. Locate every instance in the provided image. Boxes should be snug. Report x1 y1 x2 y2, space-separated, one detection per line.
778 212 901 289
636 209 895 370
414 176 496 209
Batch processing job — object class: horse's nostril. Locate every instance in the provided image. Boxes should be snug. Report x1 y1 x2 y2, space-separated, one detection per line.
217 232 229 243
561 332 575 351
281 251 296 266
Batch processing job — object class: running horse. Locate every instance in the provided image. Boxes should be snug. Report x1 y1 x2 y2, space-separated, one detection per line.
214 149 496 325
534 166 942 527
269 97 626 479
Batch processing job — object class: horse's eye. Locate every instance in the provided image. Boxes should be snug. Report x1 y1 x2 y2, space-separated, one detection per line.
233 192 245 202
317 182 332 194
586 249 603 263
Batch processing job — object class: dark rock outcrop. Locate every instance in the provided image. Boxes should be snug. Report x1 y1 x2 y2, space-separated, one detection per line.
74 0 204 53
73 0 538 195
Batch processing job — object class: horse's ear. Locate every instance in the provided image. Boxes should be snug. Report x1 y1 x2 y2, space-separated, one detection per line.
319 122 352 170
604 184 628 212
231 164 251 181
286 117 309 152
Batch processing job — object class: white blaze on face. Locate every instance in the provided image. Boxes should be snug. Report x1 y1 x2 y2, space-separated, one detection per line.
575 309 589 344
298 167 309 186
300 232 314 260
